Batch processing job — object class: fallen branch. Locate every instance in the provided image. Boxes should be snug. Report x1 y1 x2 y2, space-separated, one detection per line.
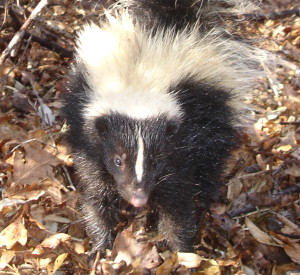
0 0 49 65
9 6 73 58
227 183 300 218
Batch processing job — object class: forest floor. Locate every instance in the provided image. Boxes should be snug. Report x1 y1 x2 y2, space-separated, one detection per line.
0 0 299 274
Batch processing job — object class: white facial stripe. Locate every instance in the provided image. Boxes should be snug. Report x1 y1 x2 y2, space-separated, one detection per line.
135 131 144 182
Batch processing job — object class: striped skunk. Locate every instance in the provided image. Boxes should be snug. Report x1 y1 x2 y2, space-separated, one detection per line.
62 0 264 252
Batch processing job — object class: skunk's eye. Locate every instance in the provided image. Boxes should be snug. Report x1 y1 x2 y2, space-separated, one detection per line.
114 157 122 167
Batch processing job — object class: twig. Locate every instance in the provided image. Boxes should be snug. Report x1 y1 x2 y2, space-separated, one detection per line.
61 165 76 191
10 138 43 153
261 61 283 97
90 251 101 275
243 9 300 22
227 205 258 218
0 0 11 31
9 6 73 58
0 0 49 65
23 32 73 58
279 121 300 126
0 36 32 85
229 206 272 219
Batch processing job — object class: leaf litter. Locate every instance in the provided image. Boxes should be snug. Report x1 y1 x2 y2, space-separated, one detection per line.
0 0 299 274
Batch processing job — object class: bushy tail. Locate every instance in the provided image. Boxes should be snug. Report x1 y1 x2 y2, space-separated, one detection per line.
113 0 259 32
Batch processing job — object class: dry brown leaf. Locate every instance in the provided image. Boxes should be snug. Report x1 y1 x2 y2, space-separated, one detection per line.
256 154 266 170
227 178 243 200
36 257 53 270
32 233 71 256
39 180 64 203
13 141 62 185
176 252 204 268
155 258 174 275
0 216 28 249
291 149 300 161
29 204 46 225
48 253 69 275
44 214 72 224
284 166 300 177
245 218 280 247
276 144 293 152
0 250 16 270
28 213 47 230
0 120 27 140
55 143 73 166
276 213 300 235
0 198 26 215
265 107 287 120
200 259 221 274
9 190 45 201
272 262 300 274
283 242 300 265
112 225 160 269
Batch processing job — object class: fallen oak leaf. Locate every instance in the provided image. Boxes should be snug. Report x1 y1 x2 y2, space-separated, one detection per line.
31 233 71 256
13 141 62 186
0 215 28 249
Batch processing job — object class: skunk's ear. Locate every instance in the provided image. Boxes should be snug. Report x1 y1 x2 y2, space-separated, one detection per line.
165 120 179 136
95 117 109 135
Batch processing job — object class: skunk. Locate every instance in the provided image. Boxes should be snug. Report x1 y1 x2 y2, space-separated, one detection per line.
62 0 264 252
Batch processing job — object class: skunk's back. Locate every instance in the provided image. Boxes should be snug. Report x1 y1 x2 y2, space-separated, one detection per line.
72 0 267 126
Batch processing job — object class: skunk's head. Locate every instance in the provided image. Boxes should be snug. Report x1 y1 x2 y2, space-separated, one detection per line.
95 114 178 207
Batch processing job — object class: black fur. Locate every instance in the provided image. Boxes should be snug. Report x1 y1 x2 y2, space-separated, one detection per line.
62 78 236 251
118 0 241 32
62 0 246 252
